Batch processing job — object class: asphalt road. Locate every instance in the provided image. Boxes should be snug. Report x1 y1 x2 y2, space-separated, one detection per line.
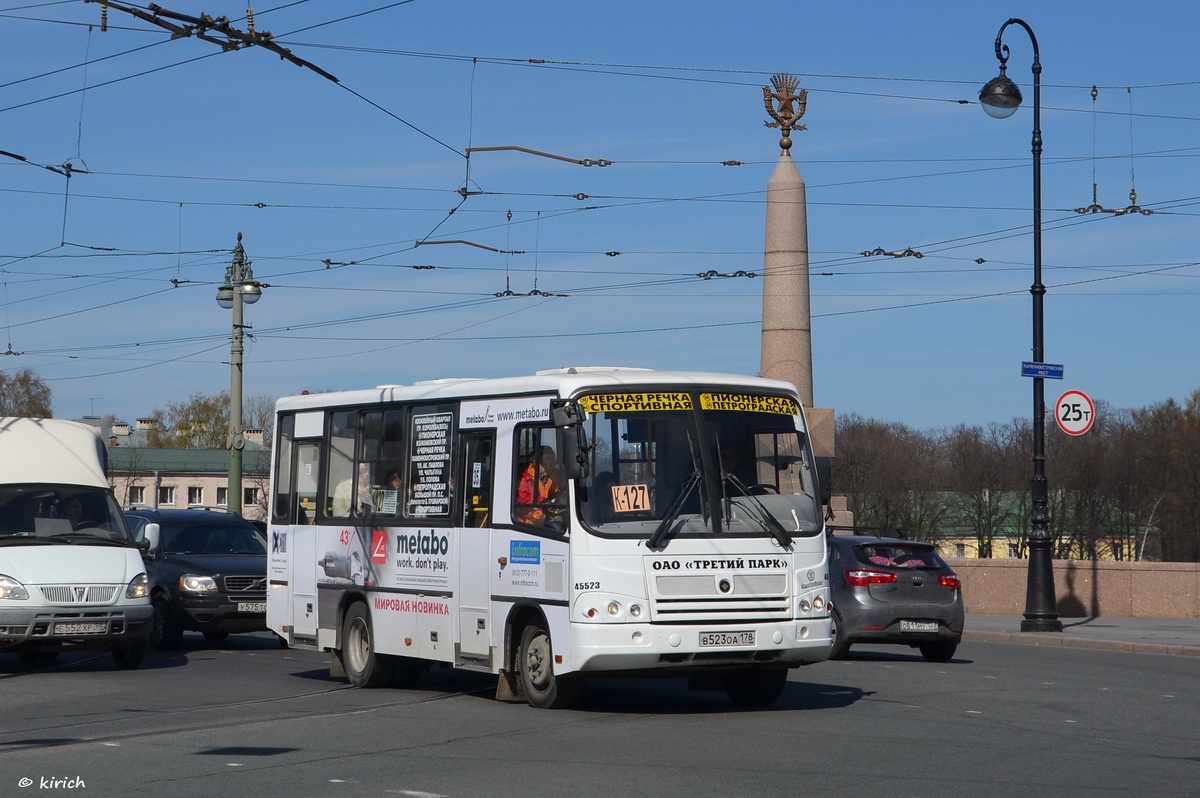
2 633 1196 797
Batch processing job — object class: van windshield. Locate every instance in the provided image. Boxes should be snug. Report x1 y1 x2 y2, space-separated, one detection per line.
0 485 135 544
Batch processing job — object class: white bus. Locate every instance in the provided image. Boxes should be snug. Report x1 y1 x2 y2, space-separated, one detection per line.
267 368 832 708
0 417 152 667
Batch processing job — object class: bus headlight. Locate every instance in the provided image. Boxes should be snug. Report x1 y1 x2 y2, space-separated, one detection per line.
629 603 642 618
798 599 811 614
606 601 622 616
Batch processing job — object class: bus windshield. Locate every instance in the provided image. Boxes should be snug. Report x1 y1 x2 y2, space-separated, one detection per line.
576 390 822 544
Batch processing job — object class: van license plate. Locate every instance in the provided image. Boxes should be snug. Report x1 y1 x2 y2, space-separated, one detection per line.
699 630 755 647
238 602 266 613
899 620 938 632
54 622 107 635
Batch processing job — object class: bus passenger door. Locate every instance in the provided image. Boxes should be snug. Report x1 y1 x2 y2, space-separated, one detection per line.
456 433 493 665
291 442 320 642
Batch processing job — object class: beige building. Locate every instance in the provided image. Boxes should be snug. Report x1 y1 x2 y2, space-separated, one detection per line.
78 418 271 521
105 446 270 521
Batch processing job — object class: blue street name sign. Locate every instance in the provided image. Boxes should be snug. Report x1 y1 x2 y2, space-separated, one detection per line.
1021 361 1064 379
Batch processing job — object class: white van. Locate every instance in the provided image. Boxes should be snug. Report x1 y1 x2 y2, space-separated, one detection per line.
0 417 152 667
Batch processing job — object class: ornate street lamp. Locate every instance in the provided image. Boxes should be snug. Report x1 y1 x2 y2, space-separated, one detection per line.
216 232 262 517
980 18 1062 633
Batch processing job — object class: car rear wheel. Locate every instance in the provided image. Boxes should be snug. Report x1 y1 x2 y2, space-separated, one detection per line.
919 640 958 663
151 595 184 651
829 608 850 660
723 667 788 708
341 602 395 688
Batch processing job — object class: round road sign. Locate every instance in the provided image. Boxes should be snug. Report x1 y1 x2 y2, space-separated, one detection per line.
1055 389 1095 436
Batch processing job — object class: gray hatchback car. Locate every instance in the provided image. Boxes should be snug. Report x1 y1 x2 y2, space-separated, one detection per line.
827 534 964 662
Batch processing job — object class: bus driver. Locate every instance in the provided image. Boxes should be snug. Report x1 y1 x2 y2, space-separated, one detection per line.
516 445 564 526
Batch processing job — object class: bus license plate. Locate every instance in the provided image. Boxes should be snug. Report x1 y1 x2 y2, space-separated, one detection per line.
900 620 938 633
238 602 266 613
699 630 755 647
54 621 107 635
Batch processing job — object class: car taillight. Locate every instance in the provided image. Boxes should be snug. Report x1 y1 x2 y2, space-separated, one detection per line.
845 569 897 587
939 572 962 590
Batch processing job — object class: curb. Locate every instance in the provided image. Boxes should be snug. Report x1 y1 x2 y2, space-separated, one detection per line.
963 629 1200 657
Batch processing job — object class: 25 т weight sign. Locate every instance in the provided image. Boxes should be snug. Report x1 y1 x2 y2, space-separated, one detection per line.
1055 389 1096 436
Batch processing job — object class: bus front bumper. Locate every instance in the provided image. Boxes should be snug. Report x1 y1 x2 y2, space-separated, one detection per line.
569 617 833 673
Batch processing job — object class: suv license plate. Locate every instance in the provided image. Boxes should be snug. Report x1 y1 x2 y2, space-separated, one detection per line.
54 621 107 635
238 602 266 613
900 620 939 633
699 630 755 647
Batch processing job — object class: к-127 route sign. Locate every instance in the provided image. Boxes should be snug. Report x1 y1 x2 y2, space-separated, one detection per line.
1055 389 1096 436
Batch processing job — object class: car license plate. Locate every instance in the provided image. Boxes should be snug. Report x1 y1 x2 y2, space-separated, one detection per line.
238 602 266 613
900 620 939 633
699 630 755 647
54 621 107 635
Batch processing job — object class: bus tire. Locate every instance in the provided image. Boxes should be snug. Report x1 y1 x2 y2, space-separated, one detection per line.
723 667 788 708
341 602 395 688
390 656 428 689
518 621 581 709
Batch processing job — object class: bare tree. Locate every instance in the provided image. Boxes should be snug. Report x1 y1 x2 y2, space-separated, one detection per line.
944 423 1017 557
0 368 52 417
144 391 278 450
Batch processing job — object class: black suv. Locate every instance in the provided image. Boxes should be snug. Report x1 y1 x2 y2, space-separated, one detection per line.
124 508 268 650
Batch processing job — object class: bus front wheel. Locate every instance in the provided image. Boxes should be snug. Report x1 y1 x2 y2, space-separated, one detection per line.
341 602 395 688
517 622 581 709
723 667 788 708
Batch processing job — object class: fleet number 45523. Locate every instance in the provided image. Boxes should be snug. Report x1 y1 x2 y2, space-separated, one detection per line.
574 581 600 591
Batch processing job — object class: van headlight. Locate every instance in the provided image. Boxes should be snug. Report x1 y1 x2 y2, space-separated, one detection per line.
125 573 149 599
0 574 29 601
180 574 217 592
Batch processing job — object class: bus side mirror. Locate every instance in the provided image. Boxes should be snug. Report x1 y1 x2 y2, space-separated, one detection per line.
815 457 832 506
551 399 590 480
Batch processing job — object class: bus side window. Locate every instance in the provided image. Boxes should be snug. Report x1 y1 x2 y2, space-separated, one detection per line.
324 411 357 518
512 426 568 531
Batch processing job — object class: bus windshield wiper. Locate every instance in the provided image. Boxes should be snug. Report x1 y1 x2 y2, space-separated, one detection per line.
723 474 793 548
647 470 702 550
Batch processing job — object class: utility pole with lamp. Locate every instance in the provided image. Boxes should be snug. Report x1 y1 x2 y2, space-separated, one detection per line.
216 233 262 517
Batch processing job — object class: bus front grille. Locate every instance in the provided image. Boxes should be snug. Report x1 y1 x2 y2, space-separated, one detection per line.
651 573 790 622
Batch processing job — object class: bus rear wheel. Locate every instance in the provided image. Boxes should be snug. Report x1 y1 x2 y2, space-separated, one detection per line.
341 602 395 688
518 622 581 709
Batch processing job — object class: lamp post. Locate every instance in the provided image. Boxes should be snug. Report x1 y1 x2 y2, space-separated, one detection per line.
216 232 261 517
980 18 1062 633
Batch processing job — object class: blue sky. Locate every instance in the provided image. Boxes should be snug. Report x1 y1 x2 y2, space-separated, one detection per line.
2 1 1198 431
